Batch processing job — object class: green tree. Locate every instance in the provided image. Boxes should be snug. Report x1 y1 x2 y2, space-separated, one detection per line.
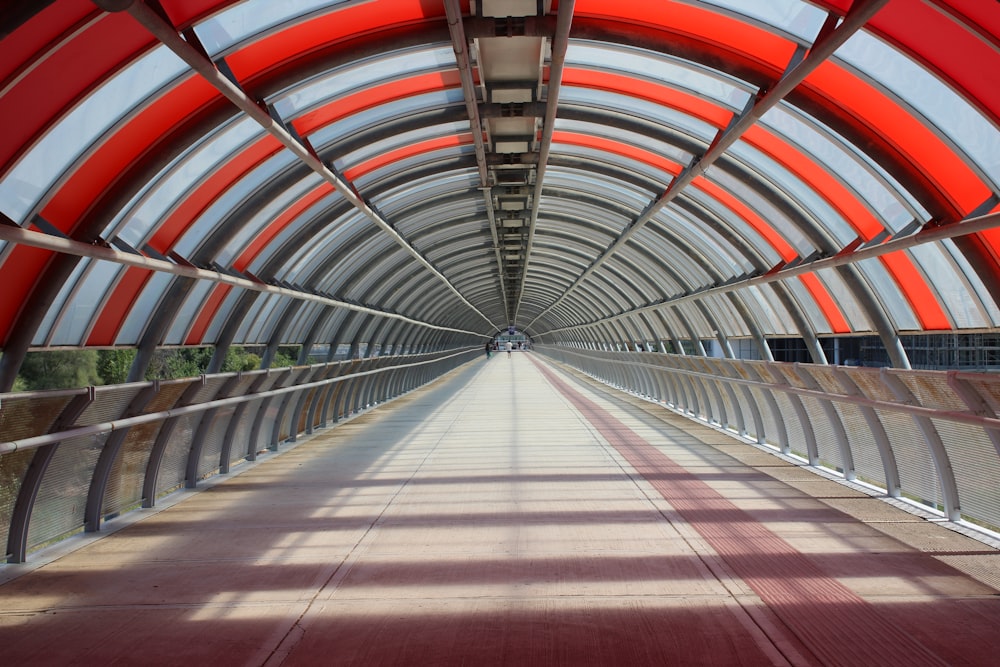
221 346 261 372
17 349 102 390
97 348 137 384
144 347 215 380
270 345 301 369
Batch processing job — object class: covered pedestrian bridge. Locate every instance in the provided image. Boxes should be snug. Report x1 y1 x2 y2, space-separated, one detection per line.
1 0 1000 664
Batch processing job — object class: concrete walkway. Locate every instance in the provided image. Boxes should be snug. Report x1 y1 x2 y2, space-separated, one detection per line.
1 353 998 666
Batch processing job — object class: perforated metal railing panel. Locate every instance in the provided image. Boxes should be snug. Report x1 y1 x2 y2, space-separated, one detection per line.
27 433 107 551
0 349 479 562
934 418 1000 525
0 449 34 555
102 422 157 520
198 405 236 479
0 394 73 441
834 401 886 488
537 346 1000 533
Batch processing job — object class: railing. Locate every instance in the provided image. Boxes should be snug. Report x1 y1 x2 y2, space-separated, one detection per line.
0 347 479 563
537 345 1000 536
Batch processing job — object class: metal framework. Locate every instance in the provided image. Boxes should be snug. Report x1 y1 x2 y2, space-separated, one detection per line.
1 0 999 560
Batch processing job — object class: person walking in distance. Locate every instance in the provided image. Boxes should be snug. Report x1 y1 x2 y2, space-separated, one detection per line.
485 341 492 359
506 340 513 357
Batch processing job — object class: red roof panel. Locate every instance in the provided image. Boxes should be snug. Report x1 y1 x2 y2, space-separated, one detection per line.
800 272 850 333
87 267 154 346
233 182 334 273
185 283 233 345
742 125 883 242
148 135 283 255
0 246 55 346
343 133 475 182
880 250 950 330
0 10 155 180
804 61 990 217
40 75 221 235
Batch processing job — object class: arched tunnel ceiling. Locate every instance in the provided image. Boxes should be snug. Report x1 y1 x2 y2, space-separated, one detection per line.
0 0 999 380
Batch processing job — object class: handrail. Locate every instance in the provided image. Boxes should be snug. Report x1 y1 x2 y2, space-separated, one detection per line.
0 348 476 454
537 345 1000 528
544 347 1000 431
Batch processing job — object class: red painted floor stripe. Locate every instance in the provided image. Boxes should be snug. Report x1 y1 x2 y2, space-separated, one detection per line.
533 358 950 667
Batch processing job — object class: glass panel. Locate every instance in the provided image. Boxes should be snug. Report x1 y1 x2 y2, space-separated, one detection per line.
728 139 857 246
617 252 678 294
530 237 587 263
544 198 630 230
855 257 921 330
49 260 122 346
655 206 754 278
316 237 398 294
270 211 372 281
941 239 1000 326
836 31 1000 191
603 258 658 300
273 45 457 116
111 118 263 247
698 0 826 42
703 293 747 336
681 186 783 267
236 292 278 343
308 90 466 148
761 105 927 232
355 265 405 300
100 163 167 240
708 168 814 257
249 205 362 276
215 173 325 266
746 284 795 336
555 117 696 167
418 223 485 252
597 265 643 305
629 227 713 289
173 150 299 258
816 267 872 332
164 279 215 344
652 306 681 342
316 308 350 345
575 281 616 318
559 87 718 145
907 244 985 329
544 169 651 210
34 259 91 345
287 301 325 342
550 140 673 189
377 172 479 216
116 271 174 344
334 121 471 175
250 297 297 343
0 47 186 223
566 42 753 111
405 203 483 238
786 276 832 334
353 145 476 191
674 301 713 338
196 0 355 55
203 287 246 343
